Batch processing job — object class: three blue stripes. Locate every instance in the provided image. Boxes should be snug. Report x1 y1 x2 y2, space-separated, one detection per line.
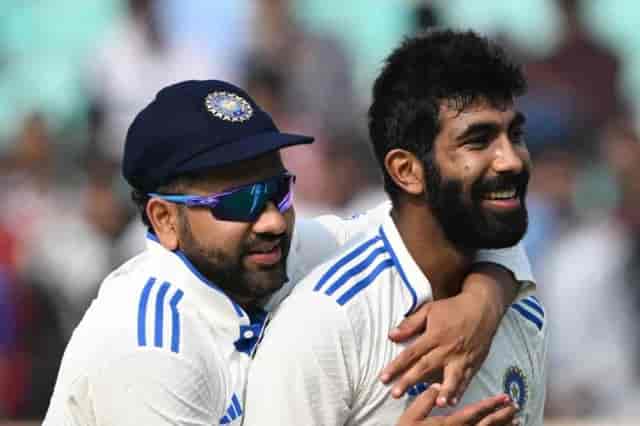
138 277 184 353
511 295 545 331
219 394 243 424
314 235 394 306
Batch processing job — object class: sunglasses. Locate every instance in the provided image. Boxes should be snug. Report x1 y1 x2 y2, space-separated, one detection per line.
149 172 295 222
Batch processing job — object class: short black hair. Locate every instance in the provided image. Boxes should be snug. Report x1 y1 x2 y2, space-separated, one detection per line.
368 29 527 201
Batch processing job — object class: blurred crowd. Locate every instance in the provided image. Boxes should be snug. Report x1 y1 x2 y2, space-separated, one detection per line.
1 0 639 421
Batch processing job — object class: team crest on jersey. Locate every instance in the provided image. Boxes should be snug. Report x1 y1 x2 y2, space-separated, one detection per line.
205 91 253 122
503 366 528 409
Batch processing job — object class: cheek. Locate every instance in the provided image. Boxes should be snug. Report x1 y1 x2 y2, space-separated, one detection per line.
284 208 295 237
187 210 251 254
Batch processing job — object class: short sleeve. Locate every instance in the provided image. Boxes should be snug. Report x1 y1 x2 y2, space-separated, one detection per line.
243 293 359 426
474 242 535 286
87 349 221 425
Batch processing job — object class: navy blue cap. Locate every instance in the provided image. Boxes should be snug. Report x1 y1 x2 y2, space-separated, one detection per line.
122 80 314 191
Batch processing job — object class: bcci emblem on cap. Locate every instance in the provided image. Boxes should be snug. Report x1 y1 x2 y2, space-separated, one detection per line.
205 91 254 122
503 365 528 410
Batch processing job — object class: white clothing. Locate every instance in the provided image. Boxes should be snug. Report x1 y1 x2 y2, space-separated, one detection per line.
44 203 534 425
244 214 547 426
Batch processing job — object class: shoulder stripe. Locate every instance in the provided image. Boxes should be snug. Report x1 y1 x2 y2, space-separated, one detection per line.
337 258 394 305
137 277 156 347
169 289 184 353
379 226 417 314
511 303 543 331
314 236 381 292
137 278 184 353
154 282 171 348
521 297 544 317
325 246 387 296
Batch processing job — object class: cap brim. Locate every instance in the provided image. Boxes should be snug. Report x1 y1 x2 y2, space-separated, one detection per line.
176 131 314 175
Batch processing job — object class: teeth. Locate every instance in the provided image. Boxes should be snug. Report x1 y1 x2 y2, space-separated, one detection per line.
485 189 516 200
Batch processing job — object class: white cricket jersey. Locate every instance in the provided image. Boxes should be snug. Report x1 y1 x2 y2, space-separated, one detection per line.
43 202 535 425
243 213 547 426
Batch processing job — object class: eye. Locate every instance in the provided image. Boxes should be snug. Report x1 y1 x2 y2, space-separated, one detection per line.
464 137 490 150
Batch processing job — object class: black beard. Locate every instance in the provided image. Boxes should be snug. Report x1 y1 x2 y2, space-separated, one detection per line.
425 159 529 250
177 214 290 305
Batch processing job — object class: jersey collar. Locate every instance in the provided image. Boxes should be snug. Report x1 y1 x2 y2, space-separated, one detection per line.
379 214 433 315
145 233 266 354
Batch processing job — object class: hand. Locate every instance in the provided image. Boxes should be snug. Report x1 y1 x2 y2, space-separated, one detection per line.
380 265 518 406
397 384 519 426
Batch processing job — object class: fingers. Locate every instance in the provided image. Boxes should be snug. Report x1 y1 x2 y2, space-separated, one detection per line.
380 335 440 386
389 303 431 342
476 401 518 426
397 384 441 425
448 394 511 424
436 361 465 407
452 368 473 406
388 347 448 398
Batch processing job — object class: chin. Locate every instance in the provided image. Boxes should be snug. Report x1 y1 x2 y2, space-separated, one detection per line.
244 268 288 300
479 219 528 249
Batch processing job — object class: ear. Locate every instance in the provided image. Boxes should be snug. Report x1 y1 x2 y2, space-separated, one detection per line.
384 149 426 196
147 198 180 250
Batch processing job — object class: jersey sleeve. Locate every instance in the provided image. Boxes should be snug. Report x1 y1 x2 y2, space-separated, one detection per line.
527 306 549 426
474 242 535 287
86 349 221 425
266 201 392 311
243 293 359 426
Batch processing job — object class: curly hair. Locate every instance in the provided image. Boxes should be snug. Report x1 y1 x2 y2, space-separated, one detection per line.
368 29 527 201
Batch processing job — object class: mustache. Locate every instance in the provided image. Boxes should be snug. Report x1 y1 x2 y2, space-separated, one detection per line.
473 170 530 197
243 233 289 254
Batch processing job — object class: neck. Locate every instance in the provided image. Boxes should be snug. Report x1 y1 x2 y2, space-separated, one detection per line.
391 200 474 300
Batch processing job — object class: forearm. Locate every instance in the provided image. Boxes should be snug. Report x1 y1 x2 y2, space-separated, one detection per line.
463 262 520 322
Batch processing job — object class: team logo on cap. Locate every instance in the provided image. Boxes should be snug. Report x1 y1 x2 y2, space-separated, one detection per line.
503 366 528 409
205 91 253 122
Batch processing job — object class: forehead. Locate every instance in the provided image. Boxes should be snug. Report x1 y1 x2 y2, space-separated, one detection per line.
187 151 286 192
438 98 519 137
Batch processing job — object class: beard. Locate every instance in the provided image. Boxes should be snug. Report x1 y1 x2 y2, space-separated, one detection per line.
177 211 291 305
425 159 529 250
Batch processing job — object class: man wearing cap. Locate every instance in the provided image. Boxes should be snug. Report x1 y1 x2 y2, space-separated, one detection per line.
43 80 535 425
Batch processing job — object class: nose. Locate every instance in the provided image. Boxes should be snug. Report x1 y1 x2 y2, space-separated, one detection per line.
492 137 526 175
252 201 288 235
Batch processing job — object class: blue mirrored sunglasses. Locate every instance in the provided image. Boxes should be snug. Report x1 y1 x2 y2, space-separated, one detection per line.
149 172 295 222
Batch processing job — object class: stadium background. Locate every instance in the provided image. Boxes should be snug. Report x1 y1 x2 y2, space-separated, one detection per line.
0 0 639 424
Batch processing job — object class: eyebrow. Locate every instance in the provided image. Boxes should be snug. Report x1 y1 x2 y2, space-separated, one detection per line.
456 111 526 141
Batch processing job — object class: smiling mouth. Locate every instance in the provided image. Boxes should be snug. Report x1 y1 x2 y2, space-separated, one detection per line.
483 188 517 200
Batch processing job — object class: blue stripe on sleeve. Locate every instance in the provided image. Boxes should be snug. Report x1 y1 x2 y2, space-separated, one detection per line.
154 282 171 348
379 226 418 314
521 298 544 317
137 277 156 347
169 289 184 353
511 303 543 331
313 236 381 292
337 259 394 305
219 415 230 424
325 246 386 296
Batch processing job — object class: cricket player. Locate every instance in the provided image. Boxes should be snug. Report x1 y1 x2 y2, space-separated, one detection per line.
243 30 548 426
43 79 534 425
